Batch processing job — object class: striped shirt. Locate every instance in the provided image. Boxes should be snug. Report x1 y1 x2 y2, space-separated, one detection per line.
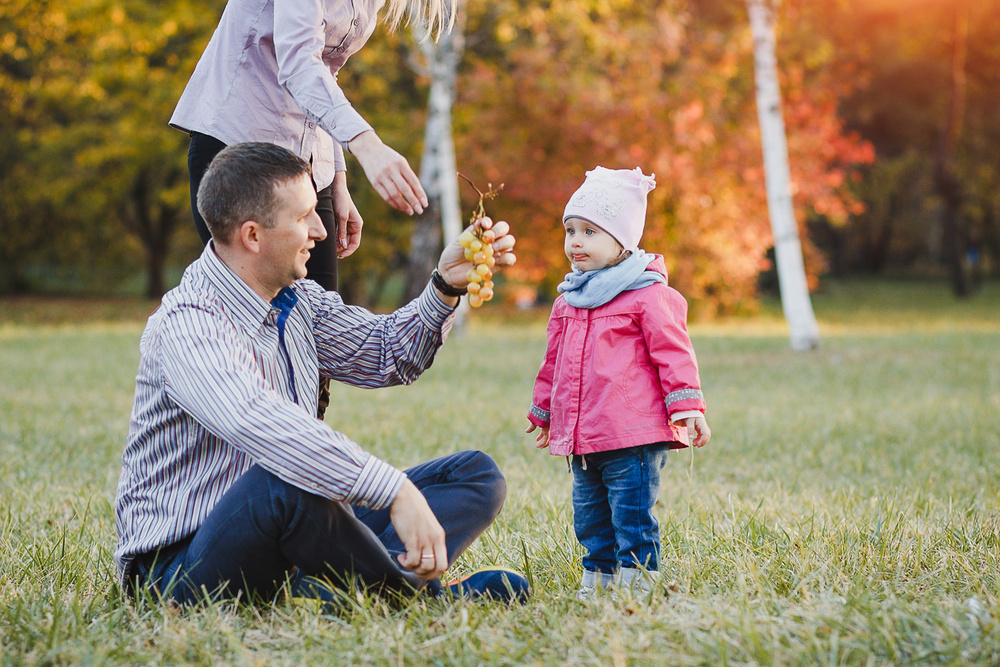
114 244 457 580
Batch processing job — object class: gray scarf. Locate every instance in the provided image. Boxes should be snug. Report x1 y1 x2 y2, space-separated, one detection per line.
558 249 666 309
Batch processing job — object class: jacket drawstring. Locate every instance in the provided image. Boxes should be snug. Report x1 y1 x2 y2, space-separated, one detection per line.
567 454 588 472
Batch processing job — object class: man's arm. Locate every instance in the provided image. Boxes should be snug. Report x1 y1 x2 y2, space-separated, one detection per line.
156 300 406 511
309 217 516 383
390 480 448 578
307 281 457 387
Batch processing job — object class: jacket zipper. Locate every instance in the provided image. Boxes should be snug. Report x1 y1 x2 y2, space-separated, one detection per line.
571 311 591 472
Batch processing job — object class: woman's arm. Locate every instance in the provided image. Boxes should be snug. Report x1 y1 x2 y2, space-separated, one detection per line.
273 0 427 214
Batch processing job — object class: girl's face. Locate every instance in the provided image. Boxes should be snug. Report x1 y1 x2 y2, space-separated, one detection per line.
563 217 624 271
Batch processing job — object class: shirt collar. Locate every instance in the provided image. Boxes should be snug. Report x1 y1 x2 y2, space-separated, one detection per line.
199 242 281 331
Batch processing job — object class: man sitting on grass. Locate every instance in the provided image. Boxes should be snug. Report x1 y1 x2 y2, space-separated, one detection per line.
114 142 528 607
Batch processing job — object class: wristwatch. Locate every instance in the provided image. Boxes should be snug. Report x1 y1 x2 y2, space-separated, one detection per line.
430 267 468 297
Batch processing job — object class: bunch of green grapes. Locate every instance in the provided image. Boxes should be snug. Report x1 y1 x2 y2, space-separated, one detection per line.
459 223 497 308
458 176 503 308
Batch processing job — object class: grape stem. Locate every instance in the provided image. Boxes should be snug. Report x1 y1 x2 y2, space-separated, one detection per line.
457 172 504 224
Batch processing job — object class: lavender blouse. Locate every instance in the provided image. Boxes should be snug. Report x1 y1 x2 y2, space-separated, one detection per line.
170 0 384 190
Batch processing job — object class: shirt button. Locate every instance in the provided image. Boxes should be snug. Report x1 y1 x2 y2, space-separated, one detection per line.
352 18 359 25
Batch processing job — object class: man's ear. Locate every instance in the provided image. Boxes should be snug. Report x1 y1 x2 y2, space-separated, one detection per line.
239 220 263 254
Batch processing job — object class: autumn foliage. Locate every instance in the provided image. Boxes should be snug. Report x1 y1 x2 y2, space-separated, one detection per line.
456 0 873 315
4 0 998 308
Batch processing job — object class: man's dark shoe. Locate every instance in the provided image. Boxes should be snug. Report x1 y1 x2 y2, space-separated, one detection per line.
444 568 530 604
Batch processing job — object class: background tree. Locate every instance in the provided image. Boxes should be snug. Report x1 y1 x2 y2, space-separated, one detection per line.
932 0 970 296
0 0 217 297
805 0 1000 284
4 0 997 312
456 0 871 316
404 19 465 307
0 0 99 293
747 0 819 350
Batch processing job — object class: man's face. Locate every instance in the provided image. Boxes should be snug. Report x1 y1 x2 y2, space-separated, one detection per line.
256 174 325 292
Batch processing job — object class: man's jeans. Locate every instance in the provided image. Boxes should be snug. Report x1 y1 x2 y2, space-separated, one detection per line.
571 443 669 574
131 450 506 605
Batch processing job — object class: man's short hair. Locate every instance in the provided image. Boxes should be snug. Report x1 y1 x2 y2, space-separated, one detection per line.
197 142 311 244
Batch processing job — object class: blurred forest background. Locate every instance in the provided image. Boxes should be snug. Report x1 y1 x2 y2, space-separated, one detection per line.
1 0 997 316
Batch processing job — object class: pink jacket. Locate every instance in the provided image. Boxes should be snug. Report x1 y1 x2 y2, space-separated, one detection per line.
528 256 705 456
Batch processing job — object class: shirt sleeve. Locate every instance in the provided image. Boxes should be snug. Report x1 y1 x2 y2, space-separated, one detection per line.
334 142 346 173
670 409 702 424
639 285 707 416
156 299 405 510
528 302 564 426
303 280 458 387
273 0 374 146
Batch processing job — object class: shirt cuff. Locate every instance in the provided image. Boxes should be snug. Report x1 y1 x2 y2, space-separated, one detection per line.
333 143 346 173
321 105 373 147
417 281 460 332
665 388 704 413
343 455 407 510
670 410 702 424
528 404 550 425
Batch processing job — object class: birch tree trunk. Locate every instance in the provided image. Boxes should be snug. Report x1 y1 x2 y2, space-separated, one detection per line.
747 0 820 351
404 17 467 328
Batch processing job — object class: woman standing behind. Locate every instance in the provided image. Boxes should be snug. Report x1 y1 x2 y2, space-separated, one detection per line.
171 0 453 290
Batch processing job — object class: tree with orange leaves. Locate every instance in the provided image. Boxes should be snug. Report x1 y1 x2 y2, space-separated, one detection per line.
456 0 873 316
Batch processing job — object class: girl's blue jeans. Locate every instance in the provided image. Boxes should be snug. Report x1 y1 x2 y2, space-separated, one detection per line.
571 443 669 574
130 450 505 605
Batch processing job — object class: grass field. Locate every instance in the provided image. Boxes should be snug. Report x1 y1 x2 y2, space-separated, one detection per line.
1 280 999 665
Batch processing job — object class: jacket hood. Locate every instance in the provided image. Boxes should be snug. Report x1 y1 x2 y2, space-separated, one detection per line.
644 253 668 283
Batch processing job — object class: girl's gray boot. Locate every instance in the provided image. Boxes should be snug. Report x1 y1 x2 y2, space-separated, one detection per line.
614 567 660 596
576 569 615 601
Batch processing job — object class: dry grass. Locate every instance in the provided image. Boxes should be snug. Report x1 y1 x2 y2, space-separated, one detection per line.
1 280 999 665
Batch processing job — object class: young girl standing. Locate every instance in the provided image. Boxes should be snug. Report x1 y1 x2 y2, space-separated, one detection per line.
526 166 711 599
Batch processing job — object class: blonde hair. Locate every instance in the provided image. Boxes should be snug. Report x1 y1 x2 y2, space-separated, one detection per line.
382 0 457 39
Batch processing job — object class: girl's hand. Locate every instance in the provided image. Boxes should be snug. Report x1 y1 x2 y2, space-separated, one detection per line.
684 415 711 448
525 423 550 448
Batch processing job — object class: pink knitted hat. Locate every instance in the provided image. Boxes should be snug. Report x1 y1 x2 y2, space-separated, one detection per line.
562 166 656 251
